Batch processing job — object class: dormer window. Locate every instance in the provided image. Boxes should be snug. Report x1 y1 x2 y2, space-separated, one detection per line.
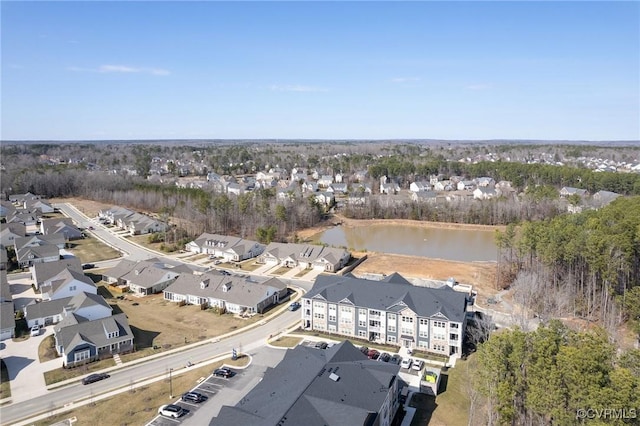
222 283 230 292
200 280 209 289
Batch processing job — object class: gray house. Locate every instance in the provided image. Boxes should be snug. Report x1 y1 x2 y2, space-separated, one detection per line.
31 258 83 290
302 273 469 358
104 258 181 295
164 273 287 314
213 340 402 426
258 243 350 273
0 271 15 340
54 312 134 367
185 233 265 261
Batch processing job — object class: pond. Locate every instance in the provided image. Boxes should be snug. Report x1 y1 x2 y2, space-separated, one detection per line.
319 224 498 262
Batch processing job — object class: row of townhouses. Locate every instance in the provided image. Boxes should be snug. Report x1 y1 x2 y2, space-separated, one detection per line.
98 206 168 236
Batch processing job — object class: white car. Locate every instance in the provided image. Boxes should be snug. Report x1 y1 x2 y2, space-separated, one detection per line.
400 357 413 369
30 326 40 337
412 359 425 371
158 404 184 419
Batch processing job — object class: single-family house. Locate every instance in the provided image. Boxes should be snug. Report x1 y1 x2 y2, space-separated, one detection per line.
102 259 139 285
0 271 15 341
0 222 26 249
302 273 469 357
164 273 287 314
434 180 454 191
476 177 496 187
9 192 39 204
25 291 111 328
31 258 83 290
213 341 402 426
301 181 318 193
473 187 498 200
317 175 334 188
119 260 181 295
16 244 60 268
40 218 83 240
185 233 265 261
7 211 41 227
380 182 400 195
328 183 349 194
351 183 372 195
0 201 17 219
258 243 350 273
313 192 335 207
53 312 134 367
560 187 589 198
24 199 54 214
353 170 369 182
410 181 431 193
40 268 97 301
411 191 439 203
457 180 476 191
591 190 621 208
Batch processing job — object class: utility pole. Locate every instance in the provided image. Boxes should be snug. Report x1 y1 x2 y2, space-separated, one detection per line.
169 367 173 398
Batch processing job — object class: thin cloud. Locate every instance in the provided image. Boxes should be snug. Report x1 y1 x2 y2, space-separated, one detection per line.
269 84 328 92
391 77 421 83
67 64 170 76
466 84 492 90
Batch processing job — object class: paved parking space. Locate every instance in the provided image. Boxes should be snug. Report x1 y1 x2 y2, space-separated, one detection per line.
145 368 240 426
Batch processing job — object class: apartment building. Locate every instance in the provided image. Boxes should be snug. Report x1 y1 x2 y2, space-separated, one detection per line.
301 273 470 358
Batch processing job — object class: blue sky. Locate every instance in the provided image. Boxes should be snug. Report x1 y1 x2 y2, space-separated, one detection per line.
2 1 639 141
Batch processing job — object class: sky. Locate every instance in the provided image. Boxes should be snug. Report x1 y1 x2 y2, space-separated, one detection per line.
1 1 639 141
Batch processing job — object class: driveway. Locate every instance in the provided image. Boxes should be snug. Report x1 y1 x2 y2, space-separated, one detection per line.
1 326 63 403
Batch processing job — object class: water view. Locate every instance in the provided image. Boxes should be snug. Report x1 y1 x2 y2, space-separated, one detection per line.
319 224 498 262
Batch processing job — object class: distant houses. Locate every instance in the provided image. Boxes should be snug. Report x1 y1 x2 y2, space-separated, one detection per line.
185 233 264 262
98 206 167 236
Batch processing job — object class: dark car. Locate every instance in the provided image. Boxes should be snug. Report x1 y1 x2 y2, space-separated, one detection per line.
82 263 95 270
359 346 369 355
390 354 402 365
367 349 380 360
182 391 206 403
378 352 391 362
289 302 301 311
213 367 234 378
315 341 328 350
81 373 110 385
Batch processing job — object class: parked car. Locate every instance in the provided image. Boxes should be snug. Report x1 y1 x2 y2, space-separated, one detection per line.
390 354 402 365
412 359 425 371
81 372 110 385
367 349 380 360
30 325 40 337
400 357 413 369
87 226 95 230
315 341 328 350
378 352 391 362
82 263 95 270
289 302 301 311
158 404 184 419
359 346 369 355
213 367 234 378
182 391 206 403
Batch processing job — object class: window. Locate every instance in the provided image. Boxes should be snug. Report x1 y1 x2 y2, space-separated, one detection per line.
433 321 446 328
419 318 429 326
329 314 337 322
328 324 336 332
418 341 429 349
450 333 458 341
314 312 325 319
340 306 352 314
401 316 414 323
74 349 90 362
313 302 325 310
328 305 336 322
358 330 366 338
401 326 413 335
387 335 396 343
359 308 367 317
369 320 380 328
358 319 367 327
369 309 381 317
432 344 445 352
69 285 76 291
387 313 396 322
450 323 459 329
419 329 428 338
387 324 396 333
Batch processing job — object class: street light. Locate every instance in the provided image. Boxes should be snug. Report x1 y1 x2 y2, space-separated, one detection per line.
169 367 173 398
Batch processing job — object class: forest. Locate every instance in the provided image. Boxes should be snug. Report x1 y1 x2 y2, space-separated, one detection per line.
471 321 640 425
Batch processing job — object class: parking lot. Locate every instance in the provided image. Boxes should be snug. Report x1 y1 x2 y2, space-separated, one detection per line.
146 370 238 425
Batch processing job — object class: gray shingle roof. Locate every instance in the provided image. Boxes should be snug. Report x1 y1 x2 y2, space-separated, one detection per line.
32 258 83 286
45 268 96 296
54 313 133 353
306 273 468 322
0 270 10 302
0 301 15 331
164 273 285 308
212 341 399 426
25 297 72 320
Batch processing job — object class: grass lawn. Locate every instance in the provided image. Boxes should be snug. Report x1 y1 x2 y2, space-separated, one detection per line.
34 357 244 426
95 284 269 363
44 358 117 386
127 234 165 252
38 335 58 363
1 359 10 400
270 266 290 276
65 235 121 263
427 357 473 426
270 336 302 348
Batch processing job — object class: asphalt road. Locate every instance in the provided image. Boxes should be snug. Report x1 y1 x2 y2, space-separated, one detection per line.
2 309 300 425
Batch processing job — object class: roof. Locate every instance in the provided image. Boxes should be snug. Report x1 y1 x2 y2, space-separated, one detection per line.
0 270 10 302
32 258 83 285
65 292 111 313
54 313 133 353
120 262 179 289
305 273 468 323
192 233 262 257
25 297 72 320
261 243 348 266
16 244 60 263
0 222 26 237
103 258 139 280
0 300 15 331
212 341 399 426
164 273 286 308
40 218 82 238
44 268 96 295
14 234 65 251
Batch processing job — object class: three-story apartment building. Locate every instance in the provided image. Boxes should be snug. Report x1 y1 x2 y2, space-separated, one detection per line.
302 273 470 358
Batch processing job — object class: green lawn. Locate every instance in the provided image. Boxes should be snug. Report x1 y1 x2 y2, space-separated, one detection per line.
270 336 302 348
44 358 117 386
428 357 473 426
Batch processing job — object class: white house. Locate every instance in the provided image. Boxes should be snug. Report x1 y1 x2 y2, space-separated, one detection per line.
40 268 97 301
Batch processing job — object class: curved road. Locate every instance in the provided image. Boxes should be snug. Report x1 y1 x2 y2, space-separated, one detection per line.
3 204 311 425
